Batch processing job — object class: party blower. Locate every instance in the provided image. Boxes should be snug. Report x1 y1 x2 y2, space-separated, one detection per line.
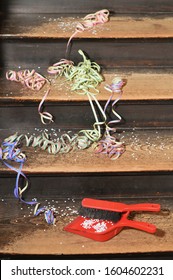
64 198 161 242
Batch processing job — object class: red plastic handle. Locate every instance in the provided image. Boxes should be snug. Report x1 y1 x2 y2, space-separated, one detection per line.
115 212 157 234
82 198 161 213
122 203 161 212
119 219 157 233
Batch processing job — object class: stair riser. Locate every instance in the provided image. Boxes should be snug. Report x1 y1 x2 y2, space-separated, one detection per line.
3 0 173 14
1 39 173 69
1 173 173 198
0 103 173 131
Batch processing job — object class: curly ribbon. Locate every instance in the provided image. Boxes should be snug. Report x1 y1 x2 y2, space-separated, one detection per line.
67 49 103 92
66 9 110 55
104 77 127 133
5 131 92 156
0 139 37 205
94 77 127 159
47 59 74 75
95 135 125 160
48 50 105 143
84 91 106 140
6 69 53 125
6 69 47 91
48 52 128 153
38 88 53 124
34 204 56 225
48 50 103 91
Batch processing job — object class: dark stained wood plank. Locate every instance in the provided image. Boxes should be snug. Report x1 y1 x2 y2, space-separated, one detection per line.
1 15 173 39
0 197 172 255
3 0 173 14
1 129 173 174
1 72 173 102
1 38 173 69
1 172 173 198
0 102 173 129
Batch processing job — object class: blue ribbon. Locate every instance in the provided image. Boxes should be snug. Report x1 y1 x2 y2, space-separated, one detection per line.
34 206 56 224
0 141 37 205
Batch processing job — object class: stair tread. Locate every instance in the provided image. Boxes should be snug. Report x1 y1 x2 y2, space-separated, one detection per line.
1 72 173 102
0 197 172 255
1 14 173 39
0 129 173 174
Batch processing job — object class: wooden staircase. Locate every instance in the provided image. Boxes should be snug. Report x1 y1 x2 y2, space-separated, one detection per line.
0 0 173 258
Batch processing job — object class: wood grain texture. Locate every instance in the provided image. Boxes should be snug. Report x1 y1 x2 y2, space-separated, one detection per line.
0 197 172 255
0 129 173 174
1 173 173 198
1 102 173 130
3 0 173 14
1 72 173 102
1 15 173 39
2 38 173 69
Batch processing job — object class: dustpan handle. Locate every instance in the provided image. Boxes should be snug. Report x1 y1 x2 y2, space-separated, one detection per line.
120 219 157 234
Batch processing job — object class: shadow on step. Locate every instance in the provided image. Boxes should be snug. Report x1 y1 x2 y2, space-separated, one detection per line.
0 0 10 75
1 251 173 260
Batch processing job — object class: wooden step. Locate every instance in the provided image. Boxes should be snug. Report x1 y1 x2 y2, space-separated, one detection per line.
1 71 173 102
1 129 173 174
1 71 173 129
0 197 172 256
1 129 173 199
1 15 173 39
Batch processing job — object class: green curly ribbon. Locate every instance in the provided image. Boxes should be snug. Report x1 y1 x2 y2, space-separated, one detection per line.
5 131 92 155
48 50 106 143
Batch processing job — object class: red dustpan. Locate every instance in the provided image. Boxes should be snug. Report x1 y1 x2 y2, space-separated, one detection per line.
64 211 158 242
